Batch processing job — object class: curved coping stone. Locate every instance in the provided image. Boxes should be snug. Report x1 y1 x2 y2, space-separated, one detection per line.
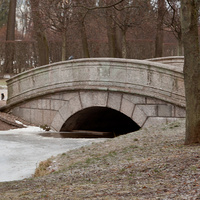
147 56 184 66
4 58 185 110
147 56 184 62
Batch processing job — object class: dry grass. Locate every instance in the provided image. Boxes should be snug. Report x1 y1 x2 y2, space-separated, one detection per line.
0 119 200 199
34 159 52 177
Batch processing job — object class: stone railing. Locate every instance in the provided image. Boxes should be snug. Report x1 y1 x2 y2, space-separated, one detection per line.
147 56 184 67
5 58 185 109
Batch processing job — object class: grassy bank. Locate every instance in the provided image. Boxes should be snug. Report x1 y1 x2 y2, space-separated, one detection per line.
0 119 200 199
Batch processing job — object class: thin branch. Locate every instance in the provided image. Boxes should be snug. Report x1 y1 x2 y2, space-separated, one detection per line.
74 0 125 11
166 0 176 27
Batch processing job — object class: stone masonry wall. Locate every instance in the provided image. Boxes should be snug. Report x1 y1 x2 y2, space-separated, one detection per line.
11 91 185 131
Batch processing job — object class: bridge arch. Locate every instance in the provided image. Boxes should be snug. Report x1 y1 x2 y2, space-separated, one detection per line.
60 106 140 136
1 58 186 132
50 91 147 132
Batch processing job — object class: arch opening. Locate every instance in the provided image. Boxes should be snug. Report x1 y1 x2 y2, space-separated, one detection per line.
60 106 140 137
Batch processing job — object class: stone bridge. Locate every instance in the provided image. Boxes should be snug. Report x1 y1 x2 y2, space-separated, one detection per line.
1 57 185 135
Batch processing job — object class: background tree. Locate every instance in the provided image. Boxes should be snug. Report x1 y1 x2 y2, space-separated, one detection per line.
155 0 165 57
181 0 200 144
0 0 9 28
39 0 74 61
4 0 17 74
165 0 183 55
30 0 49 66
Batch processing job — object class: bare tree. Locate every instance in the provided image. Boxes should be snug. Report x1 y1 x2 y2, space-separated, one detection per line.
155 0 165 57
30 0 49 66
165 0 183 55
4 0 17 74
0 0 9 28
181 0 200 144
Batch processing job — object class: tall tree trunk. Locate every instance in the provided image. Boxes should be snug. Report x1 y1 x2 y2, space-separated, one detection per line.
106 10 117 57
181 0 200 144
62 32 67 61
155 0 165 58
6 0 16 41
177 38 183 56
30 0 49 66
121 30 127 58
80 21 90 58
4 0 17 74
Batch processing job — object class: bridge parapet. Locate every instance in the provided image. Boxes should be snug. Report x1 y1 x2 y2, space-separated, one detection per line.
147 56 184 67
5 58 185 109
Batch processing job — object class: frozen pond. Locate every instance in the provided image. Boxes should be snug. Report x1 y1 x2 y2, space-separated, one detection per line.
0 126 106 182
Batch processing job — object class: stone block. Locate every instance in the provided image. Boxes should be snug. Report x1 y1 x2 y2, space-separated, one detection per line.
143 117 167 128
80 91 107 108
132 105 147 127
20 108 31 123
30 109 43 126
62 92 79 101
123 94 146 104
59 95 82 120
158 104 174 117
51 99 65 111
175 106 186 117
126 68 147 85
98 64 110 80
146 97 165 104
38 99 51 110
137 105 157 116
42 110 57 125
110 67 126 83
51 112 65 131
25 100 38 109
120 97 135 118
107 92 122 111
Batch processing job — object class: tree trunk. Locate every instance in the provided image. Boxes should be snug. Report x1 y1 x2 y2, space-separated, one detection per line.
181 0 200 144
80 21 90 58
155 0 165 58
30 0 49 66
62 32 67 61
6 0 16 41
106 10 117 57
4 0 17 74
121 30 127 58
177 38 183 56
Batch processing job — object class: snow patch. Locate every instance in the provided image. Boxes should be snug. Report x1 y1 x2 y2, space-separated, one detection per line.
0 126 44 134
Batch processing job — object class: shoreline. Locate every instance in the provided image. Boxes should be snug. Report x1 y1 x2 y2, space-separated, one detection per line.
1 119 199 199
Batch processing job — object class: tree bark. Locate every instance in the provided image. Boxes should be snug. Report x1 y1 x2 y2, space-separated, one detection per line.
106 9 117 57
155 0 165 58
62 32 67 61
121 30 127 58
177 37 183 56
181 0 200 144
30 0 49 66
4 0 17 74
80 21 90 58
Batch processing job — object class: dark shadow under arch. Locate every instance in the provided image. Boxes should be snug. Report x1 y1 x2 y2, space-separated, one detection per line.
60 106 140 137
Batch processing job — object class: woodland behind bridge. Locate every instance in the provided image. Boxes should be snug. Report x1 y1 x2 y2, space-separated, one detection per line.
0 0 182 75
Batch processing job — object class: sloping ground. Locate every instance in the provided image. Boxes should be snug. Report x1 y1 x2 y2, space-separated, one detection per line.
0 119 200 199
0 112 28 130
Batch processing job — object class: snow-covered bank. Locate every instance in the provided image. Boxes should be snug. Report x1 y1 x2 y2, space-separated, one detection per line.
0 126 106 182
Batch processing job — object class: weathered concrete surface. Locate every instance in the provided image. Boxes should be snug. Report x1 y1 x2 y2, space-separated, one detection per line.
0 58 185 131
147 56 184 67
